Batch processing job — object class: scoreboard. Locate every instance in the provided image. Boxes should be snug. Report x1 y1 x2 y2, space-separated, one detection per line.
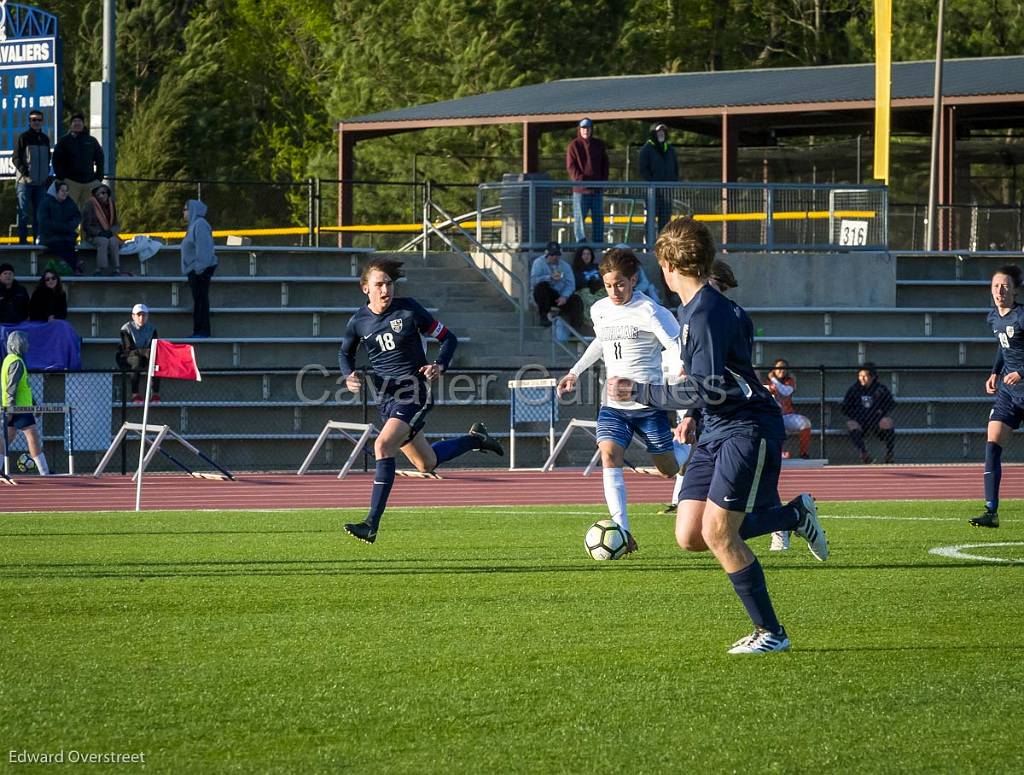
0 4 61 177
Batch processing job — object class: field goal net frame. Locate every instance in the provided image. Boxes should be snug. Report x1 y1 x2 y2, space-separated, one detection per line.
1 403 76 479
297 421 379 479
92 422 234 481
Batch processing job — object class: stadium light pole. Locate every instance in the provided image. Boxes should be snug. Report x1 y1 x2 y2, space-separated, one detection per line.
925 0 945 251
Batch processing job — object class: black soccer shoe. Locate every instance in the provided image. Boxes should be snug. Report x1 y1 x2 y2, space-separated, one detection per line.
659 503 678 515
469 422 504 456
344 521 378 544
969 511 999 528
624 531 639 555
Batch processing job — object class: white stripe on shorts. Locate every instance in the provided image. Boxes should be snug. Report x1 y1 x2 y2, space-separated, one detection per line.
744 438 767 513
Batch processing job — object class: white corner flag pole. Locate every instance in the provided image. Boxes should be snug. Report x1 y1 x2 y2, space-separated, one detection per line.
134 337 159 512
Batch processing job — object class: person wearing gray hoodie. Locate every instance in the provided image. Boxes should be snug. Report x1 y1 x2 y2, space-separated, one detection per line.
180 199 218 337
2 331 49 475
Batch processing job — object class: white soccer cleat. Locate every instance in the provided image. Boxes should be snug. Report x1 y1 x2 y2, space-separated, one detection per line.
791 493 828 561
728 627 791 654
769 531 791 551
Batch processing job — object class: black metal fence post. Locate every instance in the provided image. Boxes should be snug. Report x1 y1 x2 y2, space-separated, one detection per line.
819 364 827 460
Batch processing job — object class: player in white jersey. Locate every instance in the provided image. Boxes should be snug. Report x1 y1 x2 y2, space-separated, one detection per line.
557 248 687 553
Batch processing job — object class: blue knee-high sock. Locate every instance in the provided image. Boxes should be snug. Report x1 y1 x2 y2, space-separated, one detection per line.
739 503 799 540
431 434 481 467
849 428 866 453
985 441 1003 513
366 458 396 529
727 558 782 634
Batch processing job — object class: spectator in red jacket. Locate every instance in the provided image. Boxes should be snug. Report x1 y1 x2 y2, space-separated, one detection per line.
565 117 609 246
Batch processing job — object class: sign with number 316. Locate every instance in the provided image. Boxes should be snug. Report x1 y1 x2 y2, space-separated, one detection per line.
839 219 868 246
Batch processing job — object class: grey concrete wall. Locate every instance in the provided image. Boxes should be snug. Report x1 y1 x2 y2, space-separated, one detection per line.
725 251 896 308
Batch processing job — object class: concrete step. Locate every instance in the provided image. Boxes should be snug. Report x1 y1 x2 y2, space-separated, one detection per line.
896 281 988 307
747 308 990 339
896 253 1016 281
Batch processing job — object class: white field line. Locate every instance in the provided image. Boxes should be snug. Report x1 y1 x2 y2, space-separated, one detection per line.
929 542 1024 564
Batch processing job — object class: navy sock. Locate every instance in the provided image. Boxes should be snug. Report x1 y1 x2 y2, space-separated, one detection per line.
431 434 481 467
984 441 1003 513
739 503 799 540
880 428 895 456
366 458 396 530
727 558 781 634
849 428 866 453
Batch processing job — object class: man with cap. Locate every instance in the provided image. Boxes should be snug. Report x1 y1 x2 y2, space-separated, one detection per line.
638 123 679 232
117 303 160 403
566 118 610 245
529 241 584 330
0 263 31 325
52 112 105 210
3 331 49 475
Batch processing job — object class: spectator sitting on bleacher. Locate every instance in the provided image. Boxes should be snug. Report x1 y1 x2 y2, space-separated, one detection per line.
572 245 603 332
766 358 811 459
38 180 82 275
842 362 896 464
81 184 123 276
0 263 30 324
117 303 160 403
28 269 67 322
530 241 583 330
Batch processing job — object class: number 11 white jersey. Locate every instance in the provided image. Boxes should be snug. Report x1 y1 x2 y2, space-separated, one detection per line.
569 291 681 410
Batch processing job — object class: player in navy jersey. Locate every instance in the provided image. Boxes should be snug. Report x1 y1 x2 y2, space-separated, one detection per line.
606 217 828 654
338 258 503 543
973 264 1024 528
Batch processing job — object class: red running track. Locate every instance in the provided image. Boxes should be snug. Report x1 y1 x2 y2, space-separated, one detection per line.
0 465 1016 513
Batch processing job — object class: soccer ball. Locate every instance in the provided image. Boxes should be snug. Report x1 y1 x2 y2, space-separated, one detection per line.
584 519 628 561
16 453 35 473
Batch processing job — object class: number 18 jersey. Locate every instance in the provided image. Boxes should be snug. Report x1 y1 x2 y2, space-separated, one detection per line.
338 297 448 382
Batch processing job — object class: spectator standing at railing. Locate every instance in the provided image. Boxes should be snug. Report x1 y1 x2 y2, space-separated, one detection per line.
117 303 160 403
0 263 30 324
972 263 1024 528
52 113 104 210
81 184 123 276
638 123 678 232
38 180 82 274
566 118 609 246
13 109 51 245
181 199 217 338
28 269 67 322
841 363 896 464
2 331 49 475
530 241 584 330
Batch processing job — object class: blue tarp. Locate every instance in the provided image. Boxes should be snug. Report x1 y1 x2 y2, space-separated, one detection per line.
0 320 82 370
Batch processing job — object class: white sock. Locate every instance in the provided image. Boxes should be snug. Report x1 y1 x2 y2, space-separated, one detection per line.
671 473 685 504
33 453 49 475
602 467 628 532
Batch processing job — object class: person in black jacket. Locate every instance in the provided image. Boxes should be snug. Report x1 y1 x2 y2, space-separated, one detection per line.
52 113 104 210
28 270 68 322
38 180 82 273
0 263 31 324
841 363 896 463
638 123 679 232
13 109 51 245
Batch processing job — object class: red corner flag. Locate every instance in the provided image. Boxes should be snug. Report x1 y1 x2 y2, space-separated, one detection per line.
153 340 202 381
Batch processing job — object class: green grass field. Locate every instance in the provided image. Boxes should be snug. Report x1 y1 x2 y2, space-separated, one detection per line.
2 500 1023 773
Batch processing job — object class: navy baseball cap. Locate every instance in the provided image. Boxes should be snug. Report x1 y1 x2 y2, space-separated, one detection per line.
579 118 593 128
545 241 561 255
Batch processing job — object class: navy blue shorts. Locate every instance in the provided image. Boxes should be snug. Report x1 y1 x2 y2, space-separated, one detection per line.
5 412 36 431
990 390 1024 430
680 433 783 512
378 387 433 444
596 406 674 455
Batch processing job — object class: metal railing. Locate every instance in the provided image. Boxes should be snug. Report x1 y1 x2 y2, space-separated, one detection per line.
476 179 889 253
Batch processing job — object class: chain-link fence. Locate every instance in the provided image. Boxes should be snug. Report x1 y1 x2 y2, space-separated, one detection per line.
2 364 1006 477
